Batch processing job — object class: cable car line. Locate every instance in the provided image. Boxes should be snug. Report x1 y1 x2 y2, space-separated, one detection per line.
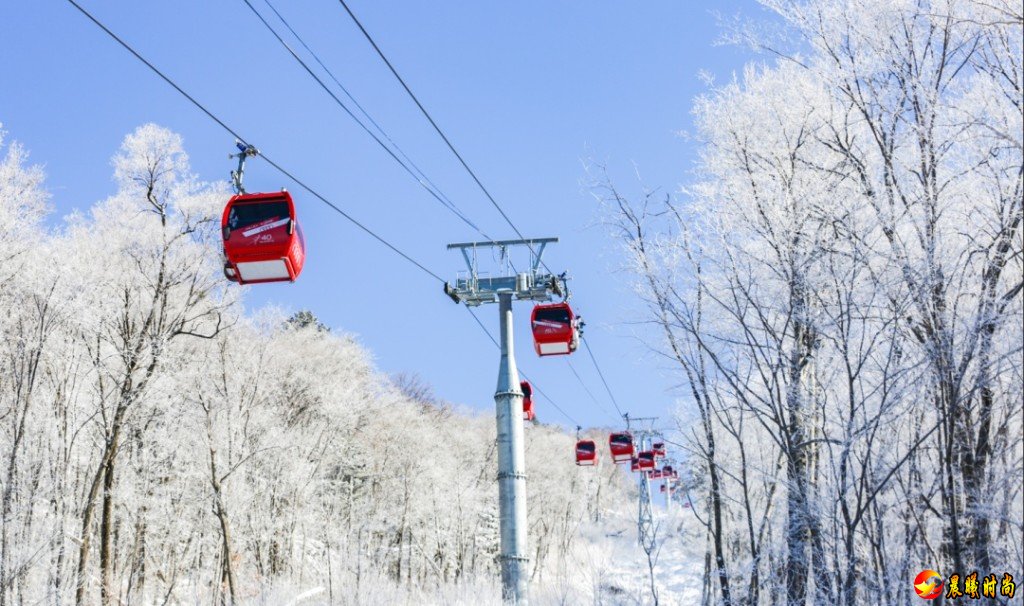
252 0 538 284
299 2 673 563
239 0 492 242
582 336 626 419
63 0 586 433
564 359 619 425
65 0 633 444
257 0 469 237
335 1 635 422
334 0 558 278
64 0 247 148
466 307 580 427
64 0 445 284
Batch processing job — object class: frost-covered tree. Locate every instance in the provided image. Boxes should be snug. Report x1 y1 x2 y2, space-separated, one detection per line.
59 124 232 606
0 125 56 606
0 123 632 605
600 1 1022 604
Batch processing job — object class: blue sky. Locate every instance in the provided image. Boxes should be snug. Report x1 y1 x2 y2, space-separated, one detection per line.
1 1 764 431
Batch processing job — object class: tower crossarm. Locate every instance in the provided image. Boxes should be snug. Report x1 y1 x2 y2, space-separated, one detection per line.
444 237 566 306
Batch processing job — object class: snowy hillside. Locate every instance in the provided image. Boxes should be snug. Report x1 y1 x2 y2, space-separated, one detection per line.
2 0 1022 603
250 501 704 606
546 505 704 606
0 125 647 605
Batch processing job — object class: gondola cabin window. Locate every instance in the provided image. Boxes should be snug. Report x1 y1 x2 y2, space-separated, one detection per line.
227 201 289 236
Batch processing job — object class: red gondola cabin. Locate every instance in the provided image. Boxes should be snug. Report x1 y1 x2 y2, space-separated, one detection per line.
575 440 597 466
636 451 656 471
530 302 579 356
609 432 634 464
652 442 666 458
520 381 535 421
222 191 305 285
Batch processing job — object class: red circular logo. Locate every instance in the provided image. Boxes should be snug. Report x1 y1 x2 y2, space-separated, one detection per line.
914 570 944 600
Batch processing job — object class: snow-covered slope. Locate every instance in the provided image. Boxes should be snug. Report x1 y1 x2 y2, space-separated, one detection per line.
531 505 704 606
258 500 704 606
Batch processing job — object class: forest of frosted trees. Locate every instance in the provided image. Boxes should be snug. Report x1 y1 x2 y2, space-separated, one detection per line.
0 124 632 605
600 0 1022 604
2 0 1022 605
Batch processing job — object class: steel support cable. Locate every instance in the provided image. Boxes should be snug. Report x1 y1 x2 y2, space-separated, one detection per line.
465 307 580 427
254 0 533 292
564 358 619 425
64 0 445 284
72 0 628 430
255 156 445 281
335 1 638 425
257 0 473 236
255 0 534 285
64 0 593 436
249 2 537 292
582 336 626 419
342 0 632 432
239 0 494 241
335 0 558 277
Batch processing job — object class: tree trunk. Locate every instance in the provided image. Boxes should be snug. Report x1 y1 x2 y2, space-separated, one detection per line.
0 438 21 606
99 438 117 606
964 320 998 572
938 381 966 576
75 453 108 605
209 446 237 604
785 281 817 606
785 451 810 606
76 409 126 606
215 502 237 604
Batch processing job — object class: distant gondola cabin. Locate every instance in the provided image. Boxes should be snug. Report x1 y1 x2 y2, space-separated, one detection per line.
520 381 535 421
609 432 634 464
575 440 597 466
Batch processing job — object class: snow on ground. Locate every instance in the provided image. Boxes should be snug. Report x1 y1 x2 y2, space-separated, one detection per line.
544 503 705 605
258 500 704 606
